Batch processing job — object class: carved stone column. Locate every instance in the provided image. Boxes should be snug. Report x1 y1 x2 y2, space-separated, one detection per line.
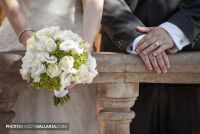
0 77 20 134
97 83 139 134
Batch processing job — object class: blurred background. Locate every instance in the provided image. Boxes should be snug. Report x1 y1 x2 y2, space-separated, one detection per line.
0 3 5 25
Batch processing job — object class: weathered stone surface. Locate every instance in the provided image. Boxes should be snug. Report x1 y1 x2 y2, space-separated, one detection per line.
0 51 200 134
0 78 20 134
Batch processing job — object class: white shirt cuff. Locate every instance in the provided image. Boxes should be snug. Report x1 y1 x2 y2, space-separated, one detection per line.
126 35 145 54
159 22 190 50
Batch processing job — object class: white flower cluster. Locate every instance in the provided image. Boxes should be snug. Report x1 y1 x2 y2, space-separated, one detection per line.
20 26 98 100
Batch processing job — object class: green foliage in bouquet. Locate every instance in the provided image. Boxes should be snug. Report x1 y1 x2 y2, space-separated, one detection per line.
32 73 60 91
73 52 88 69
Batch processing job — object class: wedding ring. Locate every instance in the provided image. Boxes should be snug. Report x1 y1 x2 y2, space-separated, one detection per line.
155 41 160 47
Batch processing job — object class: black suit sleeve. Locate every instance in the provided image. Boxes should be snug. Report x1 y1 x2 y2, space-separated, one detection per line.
101 0 144 52
168 0 200 48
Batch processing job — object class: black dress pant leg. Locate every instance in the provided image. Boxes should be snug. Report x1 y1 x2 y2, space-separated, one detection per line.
130 84 200 134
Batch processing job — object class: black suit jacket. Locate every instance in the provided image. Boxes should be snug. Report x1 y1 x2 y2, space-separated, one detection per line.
101 0 200 52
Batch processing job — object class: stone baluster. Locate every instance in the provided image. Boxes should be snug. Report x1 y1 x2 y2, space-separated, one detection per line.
97 83 139 134
0 79 20 134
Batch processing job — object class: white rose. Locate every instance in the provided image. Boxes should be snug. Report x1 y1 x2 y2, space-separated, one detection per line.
53 31 69 41
59 40 76 50
64 30 82 43
85 55 98 83
44 38 57 52
85 71 98 83
47 64 62 78
33 76 41 83
74 46 84 54
23 51 35 62
35 52 57 64
30 61 46 76
45 55 57 64
59 56 74 73
81 42 90 51
20 51 35 81
54 30 81 42
37 26 61 37
60 71 71 87
32 35 49 51
59 40 83 54
21 52 34 69
26 38 37 52
30 62 46 82
75 65 89 84
20 68 30 81
87 55 97 71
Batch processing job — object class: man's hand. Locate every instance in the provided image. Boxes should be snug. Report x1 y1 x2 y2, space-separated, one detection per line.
135 26 175 56
139 51 170 74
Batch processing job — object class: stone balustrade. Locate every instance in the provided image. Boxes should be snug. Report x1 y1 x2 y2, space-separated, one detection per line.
0 51 200 134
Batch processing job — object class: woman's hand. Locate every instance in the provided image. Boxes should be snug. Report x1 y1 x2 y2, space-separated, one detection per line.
66 83 76 90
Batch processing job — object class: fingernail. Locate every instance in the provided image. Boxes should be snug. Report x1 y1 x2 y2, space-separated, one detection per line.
167 65 170 68
149 68 152 71
157 70 161 74
153 53 157 56
163 70 167 74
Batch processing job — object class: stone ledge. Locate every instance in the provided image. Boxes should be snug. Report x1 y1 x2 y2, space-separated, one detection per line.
0 51 200 83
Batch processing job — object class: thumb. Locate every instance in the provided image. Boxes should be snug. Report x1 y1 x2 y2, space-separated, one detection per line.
66 82 76 89
136 26 154 33
166 48 178 55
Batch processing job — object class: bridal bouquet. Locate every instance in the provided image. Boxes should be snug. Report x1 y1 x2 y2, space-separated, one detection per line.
20 26 98 106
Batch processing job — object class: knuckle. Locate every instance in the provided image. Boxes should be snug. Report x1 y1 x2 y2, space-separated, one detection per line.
162 51 166 55
143 60 149 65
149 55 153 60
159 47 164 52
146 49 151 54
143 42 148 46
149 52 153 56
154 44 159 49
140 37 146 42
143 36 150 41
151 59 156 65
160 65 166 69
142 50 147 54
137 46 142 50
157 57 162 61
146 47 152 51
141 52 146 56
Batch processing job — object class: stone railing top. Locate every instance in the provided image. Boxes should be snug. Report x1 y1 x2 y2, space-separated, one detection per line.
0 51 200 84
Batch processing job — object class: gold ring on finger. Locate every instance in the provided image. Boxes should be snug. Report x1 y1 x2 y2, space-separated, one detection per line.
155 41 160 47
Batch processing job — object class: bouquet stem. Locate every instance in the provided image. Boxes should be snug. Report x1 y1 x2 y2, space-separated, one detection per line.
53 94 70 106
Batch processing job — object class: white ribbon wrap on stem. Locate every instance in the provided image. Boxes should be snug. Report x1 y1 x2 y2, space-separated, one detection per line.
54 88 69 98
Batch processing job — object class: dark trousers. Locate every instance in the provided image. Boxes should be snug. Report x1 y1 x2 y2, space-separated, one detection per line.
131 84 200 134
